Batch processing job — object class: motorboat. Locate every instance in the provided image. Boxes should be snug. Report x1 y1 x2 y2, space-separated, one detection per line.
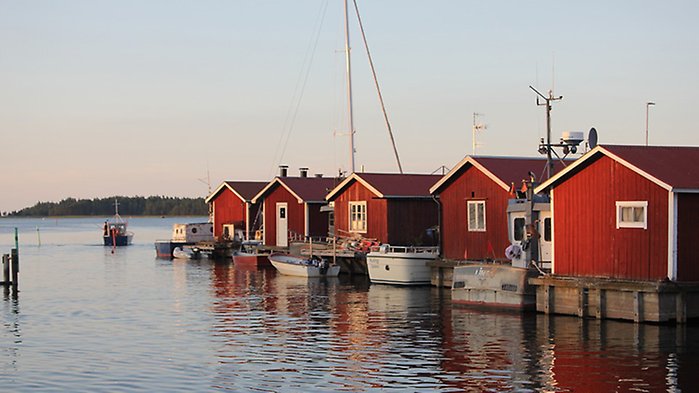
367 245 439 285
172 246 203 260
268 253 340 277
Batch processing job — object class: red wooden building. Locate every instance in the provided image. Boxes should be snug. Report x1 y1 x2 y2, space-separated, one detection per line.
535 145 699 282
205 181 267 240
325 173 442 245
252 174 338 247
430 156 554 261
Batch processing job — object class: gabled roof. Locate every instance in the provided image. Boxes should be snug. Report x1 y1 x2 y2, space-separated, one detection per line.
535 144 699 193
430 156 561 194
252 176 339 204
326 173 443 201
205 181 268 204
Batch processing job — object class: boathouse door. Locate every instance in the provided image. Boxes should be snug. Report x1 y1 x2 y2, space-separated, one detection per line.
276 203 288 247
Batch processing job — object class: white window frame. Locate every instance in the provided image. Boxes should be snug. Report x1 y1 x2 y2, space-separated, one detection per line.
616 201 648 229
467 200 486 232
349 201 367 233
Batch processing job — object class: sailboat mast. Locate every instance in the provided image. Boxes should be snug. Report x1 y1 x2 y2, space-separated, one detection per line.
344 0 356 173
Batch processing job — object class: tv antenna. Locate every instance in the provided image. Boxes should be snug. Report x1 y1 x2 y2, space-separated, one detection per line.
472 112 487 155
529 86 563 179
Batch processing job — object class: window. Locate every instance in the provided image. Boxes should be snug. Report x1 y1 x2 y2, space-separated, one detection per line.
349 201 367 233
467 201 486 232
543 217 552 242
513 217 525 241
616 201 648 229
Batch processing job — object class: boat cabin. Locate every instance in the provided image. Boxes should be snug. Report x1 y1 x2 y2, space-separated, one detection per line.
171 223 214 243
205 181 267 241
325 172 441 246
535 144 699 282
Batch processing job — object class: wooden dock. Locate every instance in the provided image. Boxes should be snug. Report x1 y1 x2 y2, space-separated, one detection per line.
529 275 699 323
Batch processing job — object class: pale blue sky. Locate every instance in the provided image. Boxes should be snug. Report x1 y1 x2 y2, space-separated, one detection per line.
1 1 698 212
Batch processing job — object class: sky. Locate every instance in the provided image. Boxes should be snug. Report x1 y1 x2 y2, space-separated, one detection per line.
1 1 698 212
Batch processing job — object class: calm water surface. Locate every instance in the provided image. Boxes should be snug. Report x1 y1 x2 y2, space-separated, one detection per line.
0 217 698 392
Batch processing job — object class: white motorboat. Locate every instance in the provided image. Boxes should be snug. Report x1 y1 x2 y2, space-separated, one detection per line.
367 245 439 285
268 253 340 278
172 246 202 260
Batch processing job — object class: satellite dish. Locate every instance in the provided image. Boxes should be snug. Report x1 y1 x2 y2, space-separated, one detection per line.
588 127 598 149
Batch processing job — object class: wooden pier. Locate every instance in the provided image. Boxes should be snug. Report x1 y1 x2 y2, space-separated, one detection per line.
427 259 460 288
529 275 699 323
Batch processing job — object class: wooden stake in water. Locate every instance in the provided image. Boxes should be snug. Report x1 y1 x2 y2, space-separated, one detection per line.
37 226 41 247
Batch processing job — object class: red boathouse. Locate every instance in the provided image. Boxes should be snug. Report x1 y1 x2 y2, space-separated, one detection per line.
252 170 338 248
536 145 699 282
430 156 556 261
205 181 267 241
325 173 442 245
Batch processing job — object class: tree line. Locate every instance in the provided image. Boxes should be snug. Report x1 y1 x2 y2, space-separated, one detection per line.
8 196 209 217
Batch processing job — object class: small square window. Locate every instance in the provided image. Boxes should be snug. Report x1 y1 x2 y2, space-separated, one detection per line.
616 201 647 229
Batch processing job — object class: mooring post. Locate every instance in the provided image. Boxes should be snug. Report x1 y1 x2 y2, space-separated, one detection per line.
2 254 9 286
11 248 18 294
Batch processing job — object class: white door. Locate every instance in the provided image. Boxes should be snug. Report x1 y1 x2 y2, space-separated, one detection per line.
276 203 288 247
538 212 552 265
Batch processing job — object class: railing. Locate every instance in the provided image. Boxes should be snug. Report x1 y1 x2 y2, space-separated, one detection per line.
368 244 439 255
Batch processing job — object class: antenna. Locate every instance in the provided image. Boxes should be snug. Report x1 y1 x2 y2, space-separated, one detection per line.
529 85 563 179
472 112 487 155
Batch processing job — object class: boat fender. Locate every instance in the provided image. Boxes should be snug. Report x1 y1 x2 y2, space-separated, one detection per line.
505 244 522 260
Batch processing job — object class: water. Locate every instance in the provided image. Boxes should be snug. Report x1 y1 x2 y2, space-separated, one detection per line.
1 217 698 392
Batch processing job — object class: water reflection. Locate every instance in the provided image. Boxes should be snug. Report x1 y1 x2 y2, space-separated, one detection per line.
2 217 699 392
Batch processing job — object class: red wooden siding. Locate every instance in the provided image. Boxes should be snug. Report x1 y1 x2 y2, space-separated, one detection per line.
333 181 389 241
386 199 438 245
438 166 510 260
212 189 245 239
263 185 305 246
676 193 699 281
553 155 668 280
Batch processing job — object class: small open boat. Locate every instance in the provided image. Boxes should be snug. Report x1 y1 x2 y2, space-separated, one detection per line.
268 253 340 277
172 246 202 260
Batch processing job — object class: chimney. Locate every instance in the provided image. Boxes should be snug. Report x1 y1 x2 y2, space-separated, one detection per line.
299 167 309 178
279 165 288 177
315 173 323 178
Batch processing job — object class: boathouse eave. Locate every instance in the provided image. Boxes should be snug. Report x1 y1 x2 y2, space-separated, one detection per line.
535 145 674 194
429 156 510 195
325 173 383 201
252 178 304 204
206 182 246 204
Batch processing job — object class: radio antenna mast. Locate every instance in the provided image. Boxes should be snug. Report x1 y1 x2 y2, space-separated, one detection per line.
529 85 562 179
472 112 486 155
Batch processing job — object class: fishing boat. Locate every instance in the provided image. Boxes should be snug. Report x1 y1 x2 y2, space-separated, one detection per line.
154 222 214 258
268 253 340 277
367 245 439 285
103 200 133 247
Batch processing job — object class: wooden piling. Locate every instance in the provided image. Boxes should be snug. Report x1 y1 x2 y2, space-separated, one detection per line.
11 248 18 293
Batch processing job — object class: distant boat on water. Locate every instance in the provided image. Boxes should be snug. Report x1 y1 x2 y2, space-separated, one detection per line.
103 199 133 247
